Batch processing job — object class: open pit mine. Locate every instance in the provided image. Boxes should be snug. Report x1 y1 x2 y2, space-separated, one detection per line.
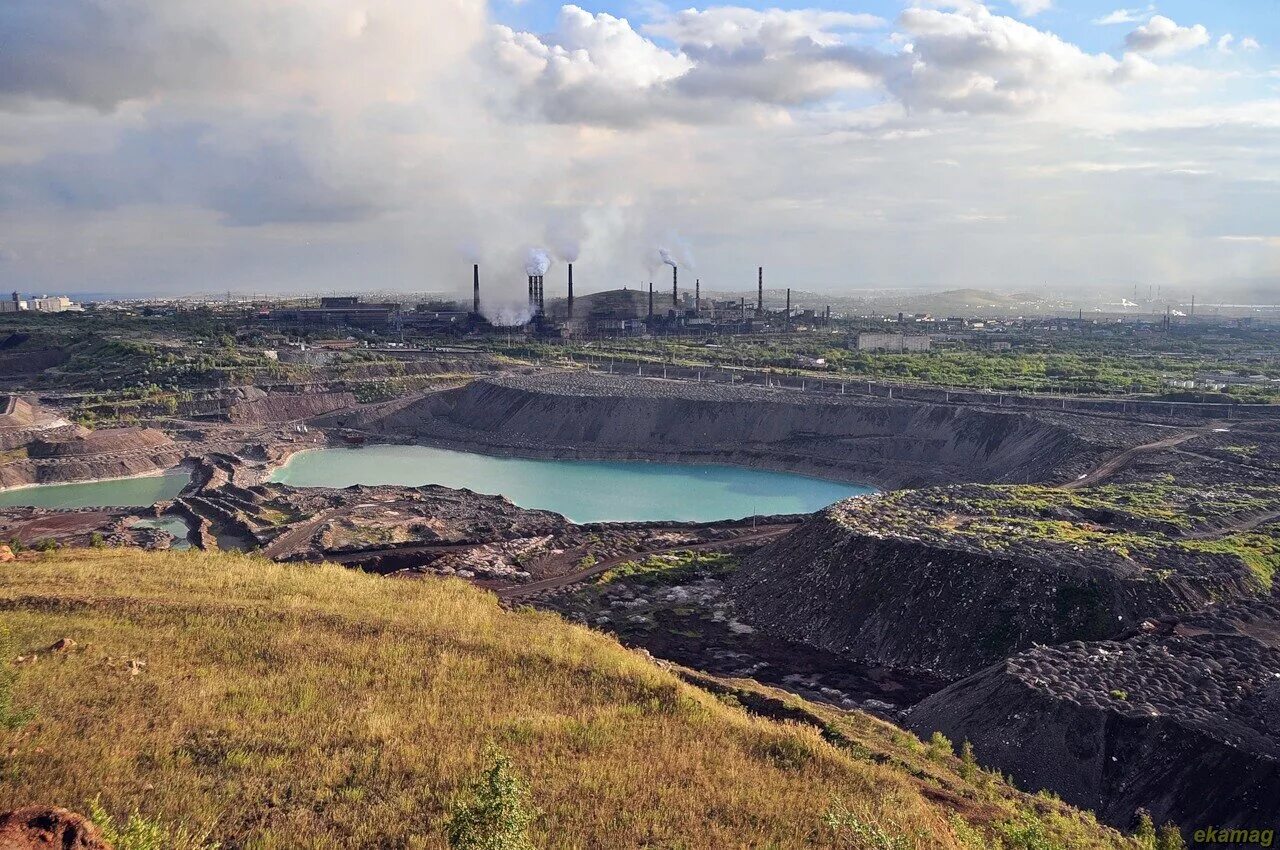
3 360 1279 842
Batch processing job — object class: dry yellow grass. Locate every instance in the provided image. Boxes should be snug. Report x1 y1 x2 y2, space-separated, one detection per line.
0 548 1139 848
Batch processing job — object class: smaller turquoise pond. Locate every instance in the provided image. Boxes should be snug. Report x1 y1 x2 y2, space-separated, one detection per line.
268 445 873 523
0 471 192 510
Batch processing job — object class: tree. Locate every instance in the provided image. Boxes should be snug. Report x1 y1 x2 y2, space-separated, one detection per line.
446 748 538 850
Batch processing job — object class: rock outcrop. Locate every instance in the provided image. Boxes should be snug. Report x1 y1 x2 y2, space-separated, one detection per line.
0 806 110 850
1 427 188 490
906 599 1280 833
226 392 357 424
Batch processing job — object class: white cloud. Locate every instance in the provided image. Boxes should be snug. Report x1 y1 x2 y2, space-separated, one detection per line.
491 4 888 123
1125 16 1210 57
495 2 1166 123
890 3 1136 114
1240 37 1261 52
1010 0 1052 17
1093 6 1153 26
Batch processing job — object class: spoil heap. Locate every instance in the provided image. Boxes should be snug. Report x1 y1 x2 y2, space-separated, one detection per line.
908 595 1280 831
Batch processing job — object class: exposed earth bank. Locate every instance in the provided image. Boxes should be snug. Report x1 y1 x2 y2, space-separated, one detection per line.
730 484 1276 678
320 372 1166 488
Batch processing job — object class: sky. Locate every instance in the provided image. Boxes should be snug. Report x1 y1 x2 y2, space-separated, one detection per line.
1 0 1278 308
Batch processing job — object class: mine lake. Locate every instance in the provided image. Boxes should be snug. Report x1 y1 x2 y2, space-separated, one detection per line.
268 445 873 523
0 470 192 510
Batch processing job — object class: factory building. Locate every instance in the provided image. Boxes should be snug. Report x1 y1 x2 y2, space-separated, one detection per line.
853 333 932 353
270 296 402 330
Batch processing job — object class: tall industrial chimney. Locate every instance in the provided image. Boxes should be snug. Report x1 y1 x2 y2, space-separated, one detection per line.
567 263 574 319
472 264 480 315
672 265 678 307
757 267 763 315
786 288 791 324
528 275 534 310
695 278 700 313
536 275 545 316
648 281 654 320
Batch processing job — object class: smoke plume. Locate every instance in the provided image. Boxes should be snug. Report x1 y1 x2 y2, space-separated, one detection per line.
525 246 552 276
659 247 678 267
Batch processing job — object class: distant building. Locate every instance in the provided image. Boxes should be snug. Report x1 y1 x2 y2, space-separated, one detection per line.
794 355 827 368
853 333 931 353
270 297 401 330
2 293 77 313
29 295 73 313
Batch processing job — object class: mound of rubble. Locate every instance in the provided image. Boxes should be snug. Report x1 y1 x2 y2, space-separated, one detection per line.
907 598 1280 832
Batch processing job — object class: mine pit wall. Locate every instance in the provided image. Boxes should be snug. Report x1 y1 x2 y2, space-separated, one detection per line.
225 392 358 425
353 378 1099 489
730 511 1255 679
905 664 1280 832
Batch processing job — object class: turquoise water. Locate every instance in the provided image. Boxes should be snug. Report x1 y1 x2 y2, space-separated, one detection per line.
268 445 872 523
0 470 191 509
131 515 194 550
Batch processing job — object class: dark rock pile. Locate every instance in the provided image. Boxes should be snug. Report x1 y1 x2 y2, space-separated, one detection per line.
907 598 1280 831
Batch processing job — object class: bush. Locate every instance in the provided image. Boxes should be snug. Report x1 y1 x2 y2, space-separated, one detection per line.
90 532 106 548
87 797 218 850
1158 823 1187 850
959 740 978 782
823 801 914 850
997 814 1060 850
927 731 953 763
446 748 538 850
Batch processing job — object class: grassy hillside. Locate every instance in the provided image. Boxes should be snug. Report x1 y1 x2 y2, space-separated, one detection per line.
0 549 1144 849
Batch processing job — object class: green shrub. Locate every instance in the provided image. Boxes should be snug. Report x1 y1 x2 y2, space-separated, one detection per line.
1158 823 1186 850
90 532 106 548
997 814 1060 850
823 801 914 850
87 796 218 850
959 740 978 782
446 747 538 850
927 731 954 763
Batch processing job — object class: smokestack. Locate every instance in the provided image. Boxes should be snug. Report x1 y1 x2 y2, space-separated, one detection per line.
528 275 534 310
472 264 480 315
740 296 745 320
757 267 763 315
537 275 545 316
648 281 654 320
672 265 678 307
786 288 791 324
695 278 700 313
567 263 574 319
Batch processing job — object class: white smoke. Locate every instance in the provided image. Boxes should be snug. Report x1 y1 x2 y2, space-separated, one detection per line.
486 303 535 327
659 247 678 267
547 216 584 263
525 246 552 275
